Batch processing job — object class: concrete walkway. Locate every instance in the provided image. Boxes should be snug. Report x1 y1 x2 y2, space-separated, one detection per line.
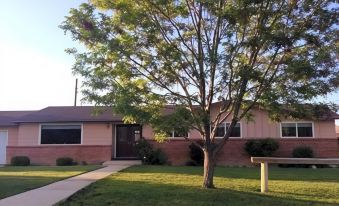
0 161 141 206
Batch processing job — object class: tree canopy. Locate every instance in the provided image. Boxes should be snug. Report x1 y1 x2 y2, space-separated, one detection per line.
61 0 338 188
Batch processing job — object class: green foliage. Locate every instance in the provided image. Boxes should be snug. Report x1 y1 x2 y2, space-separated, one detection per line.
134 138 153 162
244 138 279 157
292 146 314 158
154 131 168 143
188 141 204 166
153 106 194 142
135 139 167 165
151 149 168 165
56 157 76 166
289 146 314 168
60 0 338 185
11 156 30 166
279 146 314 168
60 0 338 139
185 160 198 166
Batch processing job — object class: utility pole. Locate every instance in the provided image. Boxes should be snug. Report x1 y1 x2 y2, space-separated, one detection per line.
74 78 78 106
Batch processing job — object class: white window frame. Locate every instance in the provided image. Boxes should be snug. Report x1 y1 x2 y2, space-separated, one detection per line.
39 123 83 145
214 122 242 138
280 122 314 138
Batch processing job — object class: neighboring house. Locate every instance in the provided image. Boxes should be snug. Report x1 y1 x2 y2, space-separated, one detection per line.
0 105 338 166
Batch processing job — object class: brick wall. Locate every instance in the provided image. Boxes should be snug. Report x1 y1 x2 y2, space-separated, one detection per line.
6 145 111 165
6 138 338 166
150 140 192 165
151 138 339 166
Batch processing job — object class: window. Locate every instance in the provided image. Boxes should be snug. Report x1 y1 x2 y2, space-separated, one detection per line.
212 122 241 138
281 122 313 138
211 124 224 137
173 130 188 137
226 123 241 137
211 124 226 137
215 124 225 137
40 124 82 144
281 123 296 137
167 130 188 138
297 123 313 137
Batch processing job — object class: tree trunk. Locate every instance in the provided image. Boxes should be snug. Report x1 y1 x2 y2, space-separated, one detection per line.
203 149 215 188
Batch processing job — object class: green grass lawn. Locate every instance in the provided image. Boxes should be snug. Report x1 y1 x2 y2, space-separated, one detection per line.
0 165 101 199
59 165 339 206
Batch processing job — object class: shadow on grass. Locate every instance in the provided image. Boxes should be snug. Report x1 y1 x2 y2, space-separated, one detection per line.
59 178 338 206
0 176 62 199
121 165 339 182
0 165 101 199
0 165 100 173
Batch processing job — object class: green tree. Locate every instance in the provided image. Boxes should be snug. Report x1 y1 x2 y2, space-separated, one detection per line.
61 0 338 188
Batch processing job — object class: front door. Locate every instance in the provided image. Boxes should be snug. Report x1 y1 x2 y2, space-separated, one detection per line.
116 124 141 158
0 131 8 164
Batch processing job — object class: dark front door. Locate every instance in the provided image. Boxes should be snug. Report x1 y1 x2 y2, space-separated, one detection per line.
116 124 141 158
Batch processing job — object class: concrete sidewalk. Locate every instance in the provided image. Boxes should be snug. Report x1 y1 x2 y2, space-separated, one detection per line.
0 161 141 206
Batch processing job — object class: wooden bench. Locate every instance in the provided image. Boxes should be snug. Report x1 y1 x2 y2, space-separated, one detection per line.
251 157 339 193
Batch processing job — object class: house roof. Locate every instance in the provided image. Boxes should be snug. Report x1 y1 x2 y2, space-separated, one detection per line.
12 106 123 124
0 106 178 126
330 113 339 120
0 103 337 126
0 111 35 126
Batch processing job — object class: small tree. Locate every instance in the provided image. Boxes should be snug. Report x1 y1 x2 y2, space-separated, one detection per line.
61 0 338 188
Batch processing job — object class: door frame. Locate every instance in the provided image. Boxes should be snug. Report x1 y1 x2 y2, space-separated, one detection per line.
114 124 142 159
0 130 8 165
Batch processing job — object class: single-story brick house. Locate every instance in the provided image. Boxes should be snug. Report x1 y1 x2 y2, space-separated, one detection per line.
0 105 338 165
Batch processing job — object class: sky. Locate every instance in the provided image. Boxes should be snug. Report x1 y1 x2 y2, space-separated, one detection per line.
0 0 338 116
0 0 86 110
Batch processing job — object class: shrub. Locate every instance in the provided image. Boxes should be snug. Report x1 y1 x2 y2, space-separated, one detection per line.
279 146 315 168
185 160 198 166
292 146 314 158
56 157 74 166
135 139 167 165
244 138 279 157
135 138 153 164
150 149 167 165
11 156 30 166
292 146 314 168
135 138 153 162
188 141 204 166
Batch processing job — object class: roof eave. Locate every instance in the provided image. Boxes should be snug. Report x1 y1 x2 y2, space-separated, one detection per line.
12 120 123 124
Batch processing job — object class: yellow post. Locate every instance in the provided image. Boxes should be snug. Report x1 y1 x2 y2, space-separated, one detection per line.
261 162 268 193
